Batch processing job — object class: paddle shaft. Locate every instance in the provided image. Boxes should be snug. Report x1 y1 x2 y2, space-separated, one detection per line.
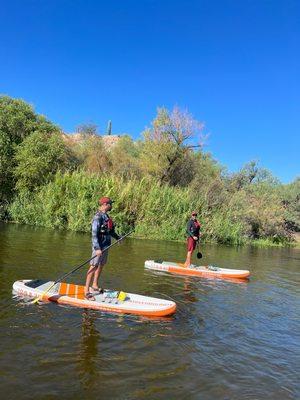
32 230 133 303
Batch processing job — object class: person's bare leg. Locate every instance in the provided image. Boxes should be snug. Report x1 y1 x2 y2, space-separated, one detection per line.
85 265 98 296
183 251 192 268
92 265 103 290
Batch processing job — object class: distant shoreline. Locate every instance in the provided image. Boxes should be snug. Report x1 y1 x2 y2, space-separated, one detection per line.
1 220 299 249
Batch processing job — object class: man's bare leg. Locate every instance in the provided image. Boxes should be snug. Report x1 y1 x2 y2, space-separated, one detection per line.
183 251 192 268
85 265 98 296
92 265 104 291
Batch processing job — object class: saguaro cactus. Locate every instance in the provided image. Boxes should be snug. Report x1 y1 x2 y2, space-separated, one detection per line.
107 120 112 135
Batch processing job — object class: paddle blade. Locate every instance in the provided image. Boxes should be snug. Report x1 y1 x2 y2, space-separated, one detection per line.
197 252 202 259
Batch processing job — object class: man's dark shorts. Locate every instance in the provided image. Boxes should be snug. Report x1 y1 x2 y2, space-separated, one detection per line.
90 249 108 267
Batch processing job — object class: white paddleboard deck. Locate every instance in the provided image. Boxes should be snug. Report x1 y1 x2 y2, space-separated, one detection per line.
13 279 176 317
145 260 250 279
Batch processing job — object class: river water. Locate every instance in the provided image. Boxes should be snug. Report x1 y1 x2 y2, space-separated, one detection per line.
0 222 299 399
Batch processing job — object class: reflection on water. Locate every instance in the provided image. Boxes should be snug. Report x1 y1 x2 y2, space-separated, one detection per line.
0 222 299 400
78 311 100 389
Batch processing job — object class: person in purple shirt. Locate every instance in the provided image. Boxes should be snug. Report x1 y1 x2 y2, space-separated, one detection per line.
84 196 120 300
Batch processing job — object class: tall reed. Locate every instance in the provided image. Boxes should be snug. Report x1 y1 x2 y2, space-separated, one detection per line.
9 171 246 244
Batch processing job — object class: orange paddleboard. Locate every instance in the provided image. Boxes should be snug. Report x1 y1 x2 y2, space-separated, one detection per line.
145 260 250 280
13 279 176 317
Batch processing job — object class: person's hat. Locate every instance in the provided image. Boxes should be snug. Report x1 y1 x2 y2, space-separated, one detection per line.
99 196 114 205
191 211 197 216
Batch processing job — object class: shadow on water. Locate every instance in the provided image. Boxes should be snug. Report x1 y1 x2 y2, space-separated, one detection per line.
0 222 299 399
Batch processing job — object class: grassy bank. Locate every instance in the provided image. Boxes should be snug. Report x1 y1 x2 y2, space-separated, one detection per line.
9 171 246 245
9 171 296 247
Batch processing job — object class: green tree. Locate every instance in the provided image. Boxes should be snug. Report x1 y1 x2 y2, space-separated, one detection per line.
72 135 111 173
14 131 75 192
0 131 14 216
228 161 280 192
0 95 57 143
109 136 142 178
0 95 60 215
139 107 205 186
190 152 225 210
280 177 300 232
226 182 287 241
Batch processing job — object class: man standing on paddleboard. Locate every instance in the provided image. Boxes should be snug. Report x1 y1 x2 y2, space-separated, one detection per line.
183 211 201 268
84 196 120 300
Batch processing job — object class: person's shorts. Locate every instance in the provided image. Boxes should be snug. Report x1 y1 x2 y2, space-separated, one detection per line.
90 249 108 267
187 237 197 252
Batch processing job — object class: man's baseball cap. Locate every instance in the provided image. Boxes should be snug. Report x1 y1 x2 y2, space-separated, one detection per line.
99 196 114 205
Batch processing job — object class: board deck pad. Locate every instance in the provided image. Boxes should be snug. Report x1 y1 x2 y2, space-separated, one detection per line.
59 282 85 300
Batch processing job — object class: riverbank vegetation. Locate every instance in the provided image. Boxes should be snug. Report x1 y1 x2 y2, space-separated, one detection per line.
1 95 299 245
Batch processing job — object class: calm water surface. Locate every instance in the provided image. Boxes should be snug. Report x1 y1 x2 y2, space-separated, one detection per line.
0 222 299 399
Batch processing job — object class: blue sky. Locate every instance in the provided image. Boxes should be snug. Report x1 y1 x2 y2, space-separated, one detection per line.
1 0 299 183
